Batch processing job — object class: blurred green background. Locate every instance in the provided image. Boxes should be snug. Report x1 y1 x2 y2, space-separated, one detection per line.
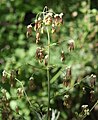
0 0 98 120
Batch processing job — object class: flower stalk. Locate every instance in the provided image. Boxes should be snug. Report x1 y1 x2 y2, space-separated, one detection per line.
46 27 51 120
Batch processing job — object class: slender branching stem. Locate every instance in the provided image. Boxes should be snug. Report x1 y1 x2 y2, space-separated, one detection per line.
4 71 32 108
46 27 50 120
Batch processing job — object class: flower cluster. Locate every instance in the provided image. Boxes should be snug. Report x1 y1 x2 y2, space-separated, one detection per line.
33 8 63 43
63 94 72 108
36 47 45 63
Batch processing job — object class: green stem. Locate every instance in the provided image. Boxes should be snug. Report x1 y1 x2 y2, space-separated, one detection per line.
5 71 32 108
46 27 50 120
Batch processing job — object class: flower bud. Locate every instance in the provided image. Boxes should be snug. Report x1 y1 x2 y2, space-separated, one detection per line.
26 24 32 38
29 77 36 91
82 87 86 94
51 24 56 33
63 76 70 87
10 70 16 87
90 74 96 88
59 13 63 18
54 13 63 26
2 70 7 83
44 55 48 66
61 50 65 62
34 18 42 31
54 14 59 26
68 39 75 51
59 13 63 24
66 67 72 80
90 90 95 102
36 32 40 44
17 88 24 98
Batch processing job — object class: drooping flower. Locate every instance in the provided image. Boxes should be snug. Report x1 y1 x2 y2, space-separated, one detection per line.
26 24 32 38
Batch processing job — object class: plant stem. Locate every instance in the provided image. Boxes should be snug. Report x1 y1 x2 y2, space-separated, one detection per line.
46 27 50 120
5 71 32 108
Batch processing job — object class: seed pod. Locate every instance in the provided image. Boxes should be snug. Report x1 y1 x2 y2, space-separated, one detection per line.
61 50 65 62
26 24 32 38
68 39 75 51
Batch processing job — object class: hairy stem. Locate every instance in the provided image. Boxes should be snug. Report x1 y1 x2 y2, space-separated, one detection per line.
47 27 50 120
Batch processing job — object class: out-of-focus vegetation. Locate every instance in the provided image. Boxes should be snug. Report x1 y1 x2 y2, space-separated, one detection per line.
0 0 98 120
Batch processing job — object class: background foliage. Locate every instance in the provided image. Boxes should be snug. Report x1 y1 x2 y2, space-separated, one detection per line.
0 0 98 119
